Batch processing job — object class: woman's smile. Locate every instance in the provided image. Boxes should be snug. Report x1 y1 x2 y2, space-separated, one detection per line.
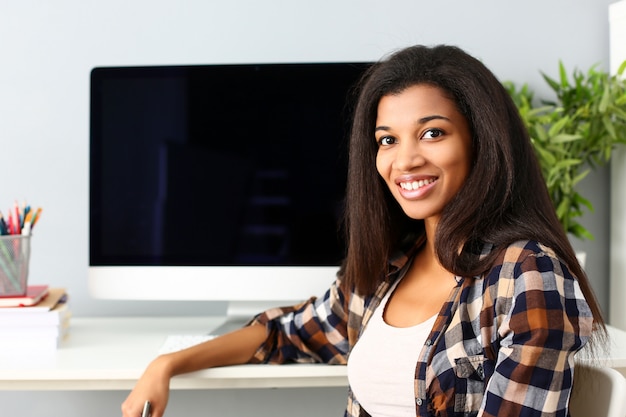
396 176 438 199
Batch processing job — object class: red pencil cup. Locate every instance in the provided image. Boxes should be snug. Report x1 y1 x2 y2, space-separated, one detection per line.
0 235 31 297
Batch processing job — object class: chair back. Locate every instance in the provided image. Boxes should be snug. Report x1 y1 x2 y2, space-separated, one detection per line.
570 364 626 417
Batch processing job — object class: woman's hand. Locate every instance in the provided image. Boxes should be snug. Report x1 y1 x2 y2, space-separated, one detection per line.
121 356 172 417
121 324 267 417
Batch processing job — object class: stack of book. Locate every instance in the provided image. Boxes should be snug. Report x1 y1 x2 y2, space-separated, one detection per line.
0 286 70 353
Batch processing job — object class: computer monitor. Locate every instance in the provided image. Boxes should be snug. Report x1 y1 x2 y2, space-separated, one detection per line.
89 62 370 326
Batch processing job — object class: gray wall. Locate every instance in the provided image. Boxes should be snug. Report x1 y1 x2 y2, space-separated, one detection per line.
610 0 626 332
0 1 617 416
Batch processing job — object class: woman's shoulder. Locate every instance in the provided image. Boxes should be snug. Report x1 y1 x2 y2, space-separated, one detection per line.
482 239 574 291
487 239 563 270
480 239 584 315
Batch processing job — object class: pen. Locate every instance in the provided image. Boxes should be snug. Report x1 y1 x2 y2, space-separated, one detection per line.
22 204 30 228
21 212 33 236
14 202 21 235
30 207 42 229
6 212 14 235
0 211 7 235
141 400 151 417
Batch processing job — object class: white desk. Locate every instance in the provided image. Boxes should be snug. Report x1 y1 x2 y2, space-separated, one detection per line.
0 317 624 391
0 316 348 391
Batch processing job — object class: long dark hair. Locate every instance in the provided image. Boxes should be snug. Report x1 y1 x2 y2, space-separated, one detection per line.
342 44 605 331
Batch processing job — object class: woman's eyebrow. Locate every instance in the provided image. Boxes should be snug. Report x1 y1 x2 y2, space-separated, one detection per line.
417 114 451 124
375 114 451 132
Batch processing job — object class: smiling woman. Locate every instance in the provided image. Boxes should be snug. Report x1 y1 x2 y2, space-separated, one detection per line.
339 45 606 416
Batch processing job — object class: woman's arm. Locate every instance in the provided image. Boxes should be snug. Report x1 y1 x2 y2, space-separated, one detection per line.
122 276 352 417
121 323 267 417
247 281 352 365
480 243 594 417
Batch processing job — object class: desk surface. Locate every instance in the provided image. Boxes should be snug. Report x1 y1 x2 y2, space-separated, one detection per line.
0 317 624 391
0 317 348 391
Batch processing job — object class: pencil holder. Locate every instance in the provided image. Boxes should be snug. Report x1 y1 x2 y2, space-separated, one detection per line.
0 235 31 296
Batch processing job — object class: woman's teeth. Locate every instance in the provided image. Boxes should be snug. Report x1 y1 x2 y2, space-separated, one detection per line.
400 178 436 190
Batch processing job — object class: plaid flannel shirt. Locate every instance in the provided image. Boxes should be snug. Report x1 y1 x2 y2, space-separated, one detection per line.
248 240 593 417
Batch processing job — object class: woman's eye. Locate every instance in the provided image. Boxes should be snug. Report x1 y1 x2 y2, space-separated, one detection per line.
378 136 396 146
422 128 444 140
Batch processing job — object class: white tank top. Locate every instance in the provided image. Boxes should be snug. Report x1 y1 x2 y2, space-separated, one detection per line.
347 279 437 417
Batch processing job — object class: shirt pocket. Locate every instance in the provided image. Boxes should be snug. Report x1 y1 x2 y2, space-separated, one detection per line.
453 354 486 414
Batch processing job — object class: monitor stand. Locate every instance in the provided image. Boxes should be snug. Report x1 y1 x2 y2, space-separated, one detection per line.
210 300 299 335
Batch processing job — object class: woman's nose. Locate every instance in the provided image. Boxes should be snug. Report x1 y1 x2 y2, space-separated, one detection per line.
393 140 425 172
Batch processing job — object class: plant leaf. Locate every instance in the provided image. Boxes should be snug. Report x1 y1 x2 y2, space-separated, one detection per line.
556 197 571 220
572 168 590 185
610 105 626 121
602 115 617 139
599 83 611 113
551 133 583 143
554 159 582 169
534 146 556 165
542 72 561 92
559 61 569 88
574 193 594 212
618 59 626 76
528 105 553 117
548 116 569 136
570 223 594 241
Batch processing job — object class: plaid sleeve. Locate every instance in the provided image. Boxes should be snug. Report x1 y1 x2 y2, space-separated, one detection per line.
481 243 594 417
247 277 350 365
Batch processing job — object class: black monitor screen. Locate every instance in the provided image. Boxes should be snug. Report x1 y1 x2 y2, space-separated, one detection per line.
89 62 370 267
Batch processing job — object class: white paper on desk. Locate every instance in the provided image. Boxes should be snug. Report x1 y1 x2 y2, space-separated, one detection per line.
158 334 215 354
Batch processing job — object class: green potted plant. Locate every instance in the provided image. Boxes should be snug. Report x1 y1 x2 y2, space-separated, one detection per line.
504 61 626 240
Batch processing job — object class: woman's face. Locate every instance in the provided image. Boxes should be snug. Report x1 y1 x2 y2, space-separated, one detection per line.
375 84 472 223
